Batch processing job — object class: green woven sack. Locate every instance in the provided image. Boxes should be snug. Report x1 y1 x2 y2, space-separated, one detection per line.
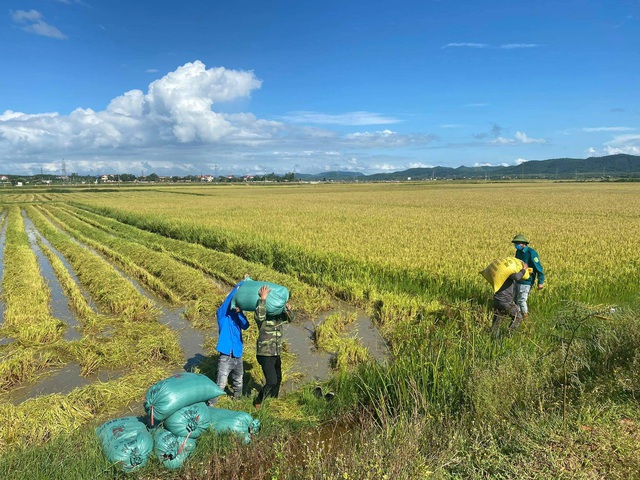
96 416 153 473
144 372 223 426
153 427 197 470
162 402 211 439
230 277 289 316
208 407 261 444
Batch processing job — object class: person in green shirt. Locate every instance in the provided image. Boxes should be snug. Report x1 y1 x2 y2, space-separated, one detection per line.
252 285 294 410
512 234 546 317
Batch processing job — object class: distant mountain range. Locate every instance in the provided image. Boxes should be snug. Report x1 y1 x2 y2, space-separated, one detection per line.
295 154 640 181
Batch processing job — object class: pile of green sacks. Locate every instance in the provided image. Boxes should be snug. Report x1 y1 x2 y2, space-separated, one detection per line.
96 372 261 472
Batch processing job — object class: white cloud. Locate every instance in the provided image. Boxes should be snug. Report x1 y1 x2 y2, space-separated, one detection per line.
500 44 542 49
514 158 528 165
0 61 441 176
370 161 436 171
0 62 267 170
342 129 437 147
492 131 545 145
515 131 545 144
603 134 640 155
280 111 402 126
587 134 640 156
371 163 404 171
11 10 67 39
1 61 265 148
442 43 488 48
582 126 634 132
407 162 435 169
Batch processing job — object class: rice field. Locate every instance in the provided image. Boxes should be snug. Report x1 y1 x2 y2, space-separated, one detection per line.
0 181 639 479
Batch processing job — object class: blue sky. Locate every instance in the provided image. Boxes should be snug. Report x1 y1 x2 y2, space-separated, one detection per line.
1 0 638 176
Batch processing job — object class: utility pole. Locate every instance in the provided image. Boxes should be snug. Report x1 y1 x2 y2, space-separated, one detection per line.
61 159 67 183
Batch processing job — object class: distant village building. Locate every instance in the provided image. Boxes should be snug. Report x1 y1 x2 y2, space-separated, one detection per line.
200 175 214 182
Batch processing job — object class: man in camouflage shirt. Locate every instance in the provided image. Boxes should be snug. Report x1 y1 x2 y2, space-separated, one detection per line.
253 285 294 409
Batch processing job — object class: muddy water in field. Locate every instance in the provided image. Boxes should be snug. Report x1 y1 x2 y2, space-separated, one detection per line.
4 363 124 405
160 303 213 372
283 299 389 391
23 213 82 341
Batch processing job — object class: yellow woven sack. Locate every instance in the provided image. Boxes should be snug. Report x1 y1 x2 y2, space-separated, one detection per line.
480 257 526 292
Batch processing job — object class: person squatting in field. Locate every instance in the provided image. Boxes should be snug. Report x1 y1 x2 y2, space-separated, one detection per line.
492 259 528 337
512 234 545 317
253 285 294 410
210 280 250 406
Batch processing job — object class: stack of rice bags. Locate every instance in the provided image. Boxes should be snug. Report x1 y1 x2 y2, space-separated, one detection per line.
97 372 261 472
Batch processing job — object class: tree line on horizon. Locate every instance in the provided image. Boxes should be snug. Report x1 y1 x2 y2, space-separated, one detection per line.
2 154 639 186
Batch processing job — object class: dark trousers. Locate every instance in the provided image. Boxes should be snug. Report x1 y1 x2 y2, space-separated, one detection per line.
491 300 523 337
256 355 282 403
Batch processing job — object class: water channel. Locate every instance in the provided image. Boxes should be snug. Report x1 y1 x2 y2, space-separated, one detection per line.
23 213 82 341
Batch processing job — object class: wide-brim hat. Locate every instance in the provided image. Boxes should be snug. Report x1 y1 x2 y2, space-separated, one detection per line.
511 234 529 244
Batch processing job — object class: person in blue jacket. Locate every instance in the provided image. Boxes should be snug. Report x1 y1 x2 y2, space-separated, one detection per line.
512 234 546 317
209 280 250 405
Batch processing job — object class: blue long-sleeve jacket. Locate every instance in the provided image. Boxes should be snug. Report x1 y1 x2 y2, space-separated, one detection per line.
515 246 545 286
216 281 249 358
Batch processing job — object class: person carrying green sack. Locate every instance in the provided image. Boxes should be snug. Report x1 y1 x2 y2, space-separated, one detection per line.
253 284 294 409
210 279 250 406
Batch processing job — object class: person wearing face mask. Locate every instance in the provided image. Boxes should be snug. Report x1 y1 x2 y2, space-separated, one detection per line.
511 234 545 317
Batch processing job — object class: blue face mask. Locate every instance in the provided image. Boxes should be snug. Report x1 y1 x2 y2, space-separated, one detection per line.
515 244 524 251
